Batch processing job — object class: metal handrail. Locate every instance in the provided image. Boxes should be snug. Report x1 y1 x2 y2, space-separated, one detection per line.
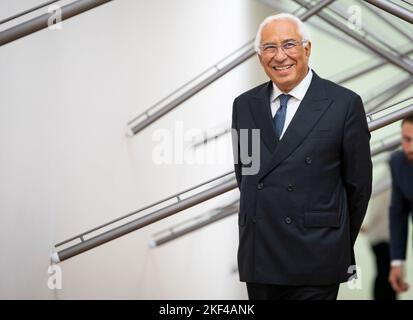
0 0 61 25
149 200 239 247
308 17 366 52
0 0 113 46
367 96 413 118
366 96 413 117
51 103 413 263
364 0 413 24
55 170 234 247
371 134 401 157
368 104 413 131
365 76 413 113
332 45 413 84
52 176 237 263
125 41 255 136
360 1 413 42
189 122 231 150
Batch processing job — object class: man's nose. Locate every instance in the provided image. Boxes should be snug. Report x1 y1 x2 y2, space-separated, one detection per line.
272 48 287 61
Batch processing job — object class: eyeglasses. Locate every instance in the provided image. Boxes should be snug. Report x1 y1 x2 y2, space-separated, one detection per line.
259 40 308 56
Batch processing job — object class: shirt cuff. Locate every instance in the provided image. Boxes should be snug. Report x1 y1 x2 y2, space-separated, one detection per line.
391 260 405 267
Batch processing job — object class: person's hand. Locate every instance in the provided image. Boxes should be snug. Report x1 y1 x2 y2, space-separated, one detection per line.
389 265 409 293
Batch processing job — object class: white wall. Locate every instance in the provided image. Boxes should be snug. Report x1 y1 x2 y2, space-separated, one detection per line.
1 0 412 299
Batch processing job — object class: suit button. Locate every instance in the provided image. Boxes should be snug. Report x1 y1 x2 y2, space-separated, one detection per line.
285 217 292 224
287 184 294 192
305 157 312 165
257 182 264 190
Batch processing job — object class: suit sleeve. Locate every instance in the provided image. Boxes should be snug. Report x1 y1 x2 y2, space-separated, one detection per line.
389 159 409 260
341 94 373 247
231 98 242 190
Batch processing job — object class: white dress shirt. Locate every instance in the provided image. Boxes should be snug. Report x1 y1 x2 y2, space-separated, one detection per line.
270 69 313 139
391 260 405 267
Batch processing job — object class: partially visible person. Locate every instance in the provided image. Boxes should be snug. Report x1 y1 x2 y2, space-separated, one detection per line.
388 116 413 294
361 164 396 300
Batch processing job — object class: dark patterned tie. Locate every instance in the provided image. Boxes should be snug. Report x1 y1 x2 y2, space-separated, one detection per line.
273 94 292 140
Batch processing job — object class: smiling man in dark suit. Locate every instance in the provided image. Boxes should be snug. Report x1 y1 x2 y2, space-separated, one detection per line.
231 13 372 300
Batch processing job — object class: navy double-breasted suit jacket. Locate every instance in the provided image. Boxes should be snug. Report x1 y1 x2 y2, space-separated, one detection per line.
231 71 372 285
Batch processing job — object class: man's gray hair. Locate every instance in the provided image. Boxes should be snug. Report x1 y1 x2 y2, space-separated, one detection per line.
254 13 311 54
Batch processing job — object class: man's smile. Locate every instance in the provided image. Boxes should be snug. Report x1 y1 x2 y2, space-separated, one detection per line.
272 64 294 71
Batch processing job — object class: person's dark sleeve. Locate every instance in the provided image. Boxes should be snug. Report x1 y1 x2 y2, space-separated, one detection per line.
389 160 409 260
341 94 373 247
231 98 242 190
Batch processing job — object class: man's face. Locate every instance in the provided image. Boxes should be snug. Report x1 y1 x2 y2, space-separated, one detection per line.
258 19 311 92
402 121 413 163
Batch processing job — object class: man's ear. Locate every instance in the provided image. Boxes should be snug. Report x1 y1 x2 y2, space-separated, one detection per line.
304 41 312 58
258 53 263 66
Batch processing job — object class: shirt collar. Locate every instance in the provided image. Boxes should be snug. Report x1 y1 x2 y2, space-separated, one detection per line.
271 68 313 102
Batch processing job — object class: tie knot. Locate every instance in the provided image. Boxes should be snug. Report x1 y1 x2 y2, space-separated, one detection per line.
278 94 291 107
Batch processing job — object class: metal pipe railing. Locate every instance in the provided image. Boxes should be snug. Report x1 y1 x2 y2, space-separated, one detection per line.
371 134 401 157
0 0 113 46
332 45 413 85
366 96 413 117
308 18 366 52
365 76 413 112
368 103 413 131
51 103 413 263
0 0 61 25
292 0 413 75
126 42 255 136
125 0 335 136
372 152 391 166
52 177 236 262
54 171 234 248
189 122 231 150
149 201 239 247
364 0 413 24
360 1 413 42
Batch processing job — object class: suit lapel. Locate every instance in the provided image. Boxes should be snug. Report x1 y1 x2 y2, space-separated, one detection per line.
248 81 278 153
258 72 333 180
